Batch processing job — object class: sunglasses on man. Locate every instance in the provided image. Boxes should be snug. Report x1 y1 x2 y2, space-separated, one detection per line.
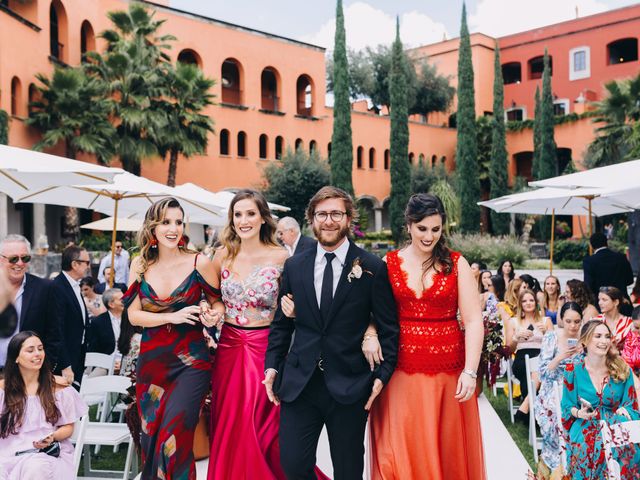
0 254 31 264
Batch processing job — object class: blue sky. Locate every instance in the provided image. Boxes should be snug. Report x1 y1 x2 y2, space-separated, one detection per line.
170 0 638 50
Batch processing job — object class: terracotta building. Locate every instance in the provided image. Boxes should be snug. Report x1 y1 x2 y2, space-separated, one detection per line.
1 0 638 243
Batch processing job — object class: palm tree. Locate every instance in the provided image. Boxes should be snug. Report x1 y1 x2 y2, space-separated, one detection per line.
26 67 115 241
158 62 216 187
85 2 174 175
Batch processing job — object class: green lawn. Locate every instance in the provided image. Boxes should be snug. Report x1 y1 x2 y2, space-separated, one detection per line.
483 385 537 470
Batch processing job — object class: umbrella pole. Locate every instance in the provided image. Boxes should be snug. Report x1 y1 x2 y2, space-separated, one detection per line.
550 209 555 275
109 197 119 288
588 197 593 256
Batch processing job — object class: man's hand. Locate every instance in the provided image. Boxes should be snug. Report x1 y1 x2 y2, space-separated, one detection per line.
262 368 280 405
61 367 74 385
364 378 384 411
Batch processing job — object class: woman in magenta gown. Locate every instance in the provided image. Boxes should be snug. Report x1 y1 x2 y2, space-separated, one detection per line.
207 190 327 479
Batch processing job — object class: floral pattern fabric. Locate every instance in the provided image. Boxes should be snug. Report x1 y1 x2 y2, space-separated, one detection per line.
220 265 281 325
561 357 640 480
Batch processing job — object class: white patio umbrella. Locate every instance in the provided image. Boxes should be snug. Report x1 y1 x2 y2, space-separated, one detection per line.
479 187 634 272
0 144 122 198
81 216 143 232
529 159 640 190
14 172 222 286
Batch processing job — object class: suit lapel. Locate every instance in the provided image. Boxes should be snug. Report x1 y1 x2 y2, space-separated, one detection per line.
326 242 358 324
59 275 84 321
19 274 34 329
299 249 323 327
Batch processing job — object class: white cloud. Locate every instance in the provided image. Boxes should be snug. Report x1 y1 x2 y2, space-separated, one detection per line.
301 2 448 51
469 0 608 37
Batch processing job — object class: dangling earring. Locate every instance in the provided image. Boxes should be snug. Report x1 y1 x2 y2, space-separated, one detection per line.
150 237 158 249
178 237 186 248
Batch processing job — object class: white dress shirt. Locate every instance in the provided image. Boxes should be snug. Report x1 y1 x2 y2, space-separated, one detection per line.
313 238 350 308
0 275 26 367
286 233 302 257
63 271 87 342
98 250 130 284
108 311 121 355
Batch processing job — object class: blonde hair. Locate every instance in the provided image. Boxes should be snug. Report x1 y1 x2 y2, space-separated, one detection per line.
220 189 279 265
580 319 630 382
514 289 544 328
504 278 523 311
136 197 192 275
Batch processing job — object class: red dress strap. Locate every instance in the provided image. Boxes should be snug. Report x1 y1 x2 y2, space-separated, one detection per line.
193 252 200 269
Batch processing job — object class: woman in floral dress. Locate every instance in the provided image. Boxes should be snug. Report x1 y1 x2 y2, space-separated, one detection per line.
534 302 583 478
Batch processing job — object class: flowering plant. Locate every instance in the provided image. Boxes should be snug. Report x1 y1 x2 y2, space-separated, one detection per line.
480 304 511 387
347 257 372 283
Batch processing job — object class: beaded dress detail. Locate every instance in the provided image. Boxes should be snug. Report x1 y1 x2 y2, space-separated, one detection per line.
386 249 465 374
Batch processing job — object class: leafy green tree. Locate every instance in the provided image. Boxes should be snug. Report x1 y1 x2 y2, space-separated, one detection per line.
326 47 373 99
26 67 116 241
158 62 215 186
431 179 460 234
455 3 480 233
263 148 331 226
0 110 8 145
388 19 411 245
329 0 354 195
489 43 510 235
85 2 174 175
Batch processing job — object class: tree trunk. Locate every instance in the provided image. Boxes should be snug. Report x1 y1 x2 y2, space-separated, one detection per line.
167 150 178 187
122 156 141 176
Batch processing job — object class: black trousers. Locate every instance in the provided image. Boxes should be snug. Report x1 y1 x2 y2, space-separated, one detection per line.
512 348 540 400
279 368 368 480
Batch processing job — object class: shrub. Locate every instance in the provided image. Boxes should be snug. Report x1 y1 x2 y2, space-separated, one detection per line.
553 239 588 264
448 233 529 268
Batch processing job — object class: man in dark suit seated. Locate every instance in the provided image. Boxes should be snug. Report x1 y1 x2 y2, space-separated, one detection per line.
0 235 62 373
94 266 127 294
88 288 123 356
276 216 317 257
52 245 91 387
583 232 634 313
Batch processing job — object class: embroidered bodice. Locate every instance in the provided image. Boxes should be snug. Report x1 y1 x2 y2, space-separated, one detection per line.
386 249 465 374
220 264 282 326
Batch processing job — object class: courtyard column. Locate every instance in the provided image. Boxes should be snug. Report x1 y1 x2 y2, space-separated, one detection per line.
374 207 383 232
33 203 46 244
0 194 7 239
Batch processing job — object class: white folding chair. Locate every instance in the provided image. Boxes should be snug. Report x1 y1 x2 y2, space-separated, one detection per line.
491 358 508 397
506 358 521 423
71 414 89 475
525 354 542 463
82 352 116 419
77 375 137 478
601 419 640 480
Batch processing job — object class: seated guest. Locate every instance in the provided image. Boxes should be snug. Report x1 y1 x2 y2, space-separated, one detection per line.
596 286 633 350
622 306 640 376
534 302 583 479
117 310 142 378
498 277 523 324
542 275 561 325
497 259 515 287
478 270 497 313
87 289 123 357
562 279 599 322
505 289 553 424
561 320 640 480
470 260 487 284
80 277 105 320
94 266 127 295
0 331 87 479
519 273 544 305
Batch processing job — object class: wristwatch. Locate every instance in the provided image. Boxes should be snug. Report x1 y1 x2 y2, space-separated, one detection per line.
462 369 478 379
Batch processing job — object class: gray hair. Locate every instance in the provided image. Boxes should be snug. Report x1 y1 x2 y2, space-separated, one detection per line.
0 234 31 254
277 217 300 233
102 288 122 309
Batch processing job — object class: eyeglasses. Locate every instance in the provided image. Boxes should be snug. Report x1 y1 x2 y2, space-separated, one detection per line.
115 245 123 249
1 254 31 264
74 259 91 265
313 211 347 222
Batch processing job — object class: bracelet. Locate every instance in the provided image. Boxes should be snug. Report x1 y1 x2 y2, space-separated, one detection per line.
462 369 477 379
361 334 378 347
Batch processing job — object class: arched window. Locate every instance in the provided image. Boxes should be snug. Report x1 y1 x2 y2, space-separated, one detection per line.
275 136 284 160
178 49 202 68
296 75 314 116
607 38 638 65
261 67 280 112
219 129 230 155
369 148 376 169
28 83 39 114
221 58 243 105
11 77 21 116
441 156 446 165
384 149 390 170
327 142 332 163
514 152 533 180
309 140 317 155
237 131 246 157
259 134 268 159
409 152 415 164
295 138 303 151
431 155 437 168
528 55 552 80
356 146 363 169
501 62 521 84
50 1 68 62
80 20 95 56
418 153 425 165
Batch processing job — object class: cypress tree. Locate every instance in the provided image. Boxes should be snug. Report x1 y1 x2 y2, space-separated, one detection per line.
456 3 480 232
489 43 510 235
532 86 541 181
0 110 8 145
389 18 411 245
539 49 557 180
329 0 354 195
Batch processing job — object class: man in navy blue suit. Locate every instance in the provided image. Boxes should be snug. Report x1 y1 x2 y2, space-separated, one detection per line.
276 217 317 256
265 187 399 480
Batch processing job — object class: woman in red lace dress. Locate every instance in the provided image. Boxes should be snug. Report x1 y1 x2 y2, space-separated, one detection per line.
369 193 486 479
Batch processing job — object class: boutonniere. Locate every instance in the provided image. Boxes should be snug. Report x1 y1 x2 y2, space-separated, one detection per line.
347 257 372 283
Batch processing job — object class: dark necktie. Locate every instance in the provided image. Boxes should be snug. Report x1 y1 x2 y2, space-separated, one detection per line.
320 252 336 322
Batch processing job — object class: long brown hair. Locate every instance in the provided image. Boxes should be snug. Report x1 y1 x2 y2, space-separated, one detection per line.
404 193 453 276
567 279 594 311
220 189 279 265
504 278 523 311
580 320 630 382
543 275 560 311
0 331 60 438
514 289 544 328
136 197 192 276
